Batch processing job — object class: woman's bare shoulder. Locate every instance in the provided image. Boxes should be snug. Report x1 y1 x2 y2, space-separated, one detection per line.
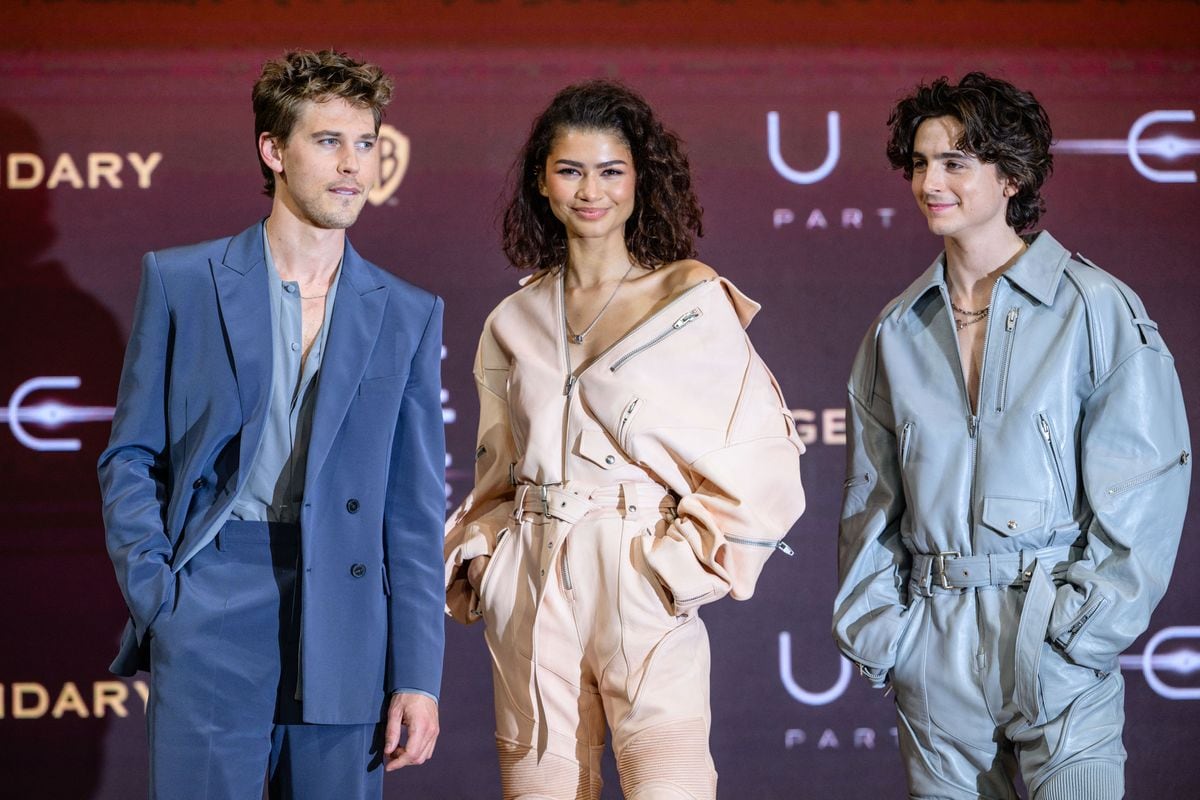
658 258 719 291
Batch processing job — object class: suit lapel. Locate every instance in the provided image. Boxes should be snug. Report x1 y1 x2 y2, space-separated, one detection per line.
211 223 272 485
304 239 388 488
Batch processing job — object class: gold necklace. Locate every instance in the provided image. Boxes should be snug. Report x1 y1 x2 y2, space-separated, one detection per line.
564 262 637 344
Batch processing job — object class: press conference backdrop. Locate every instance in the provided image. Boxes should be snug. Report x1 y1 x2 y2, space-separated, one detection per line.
1 1 1197 797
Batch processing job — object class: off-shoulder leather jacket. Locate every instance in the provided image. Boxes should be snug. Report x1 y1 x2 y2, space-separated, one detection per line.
834 231 1191 689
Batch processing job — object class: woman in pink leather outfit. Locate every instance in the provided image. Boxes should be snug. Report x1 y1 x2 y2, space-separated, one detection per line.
444 80 806 800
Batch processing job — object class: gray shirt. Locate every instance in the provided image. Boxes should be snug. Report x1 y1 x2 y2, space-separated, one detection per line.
230 229 339 522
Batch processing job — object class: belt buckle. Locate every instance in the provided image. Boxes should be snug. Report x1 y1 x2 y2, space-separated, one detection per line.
539 484 549 517
933 551 961 590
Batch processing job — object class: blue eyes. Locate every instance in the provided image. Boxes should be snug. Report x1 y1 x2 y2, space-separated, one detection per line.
318 139 375 150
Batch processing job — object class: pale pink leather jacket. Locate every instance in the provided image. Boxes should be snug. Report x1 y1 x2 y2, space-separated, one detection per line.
445 270 806 623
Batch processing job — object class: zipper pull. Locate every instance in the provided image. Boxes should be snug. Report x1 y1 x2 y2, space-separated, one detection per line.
776 540 795 556
673 309 701 329
1006 308 1019 331
968 415 978 439
563 375 577 396
1038 415 1052 443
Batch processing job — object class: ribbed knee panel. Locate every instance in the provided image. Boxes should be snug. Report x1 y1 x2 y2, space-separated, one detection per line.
617 719 716 800
1034 759 1124 800
496 737 601 800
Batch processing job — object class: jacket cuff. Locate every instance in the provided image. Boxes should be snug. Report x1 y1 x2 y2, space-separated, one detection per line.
444 506 512 625
641 530 728 614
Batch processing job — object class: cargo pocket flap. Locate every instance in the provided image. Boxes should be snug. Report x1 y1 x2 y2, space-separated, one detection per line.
576 428 626 470
981 496 1044 536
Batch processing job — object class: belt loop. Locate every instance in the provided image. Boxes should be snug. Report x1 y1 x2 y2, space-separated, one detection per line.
512 485 529 520
910 554 933 598
620 482 639 517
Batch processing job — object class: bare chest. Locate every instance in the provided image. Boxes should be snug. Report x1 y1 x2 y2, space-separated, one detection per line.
955 320 988 413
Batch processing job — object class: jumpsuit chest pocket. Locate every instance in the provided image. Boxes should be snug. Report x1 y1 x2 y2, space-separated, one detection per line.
575 428 629 470
981 496 1045 537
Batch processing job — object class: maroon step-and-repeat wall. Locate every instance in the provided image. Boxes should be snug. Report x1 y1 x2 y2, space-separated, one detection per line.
2 2 1197 797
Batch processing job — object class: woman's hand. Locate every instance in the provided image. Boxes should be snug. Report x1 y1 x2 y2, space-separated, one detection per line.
467 555 491 593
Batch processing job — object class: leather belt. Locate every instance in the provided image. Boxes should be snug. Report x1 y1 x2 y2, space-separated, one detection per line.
910 544 1076 597
513 481 676 524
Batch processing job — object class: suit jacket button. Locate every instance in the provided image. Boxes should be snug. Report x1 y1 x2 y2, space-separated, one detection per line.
346 498 360 513
193 477 205 489
350 563 366 578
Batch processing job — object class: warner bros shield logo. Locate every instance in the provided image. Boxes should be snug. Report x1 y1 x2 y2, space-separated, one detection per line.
368 124 410 206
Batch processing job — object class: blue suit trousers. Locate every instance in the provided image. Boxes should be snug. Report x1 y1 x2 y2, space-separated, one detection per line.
147 521 383 799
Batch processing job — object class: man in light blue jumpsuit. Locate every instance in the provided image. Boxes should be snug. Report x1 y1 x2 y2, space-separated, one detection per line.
834 72 1191 799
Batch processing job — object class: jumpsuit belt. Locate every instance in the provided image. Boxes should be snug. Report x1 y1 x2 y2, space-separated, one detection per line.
908 543 1079 725
510 481 677 759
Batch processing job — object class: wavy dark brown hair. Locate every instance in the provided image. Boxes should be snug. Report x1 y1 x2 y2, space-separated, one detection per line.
252 49 393 197
502 79 703 271
886 72 1053 232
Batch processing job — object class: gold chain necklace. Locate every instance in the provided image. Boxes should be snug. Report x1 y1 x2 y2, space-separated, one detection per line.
564 262 637 344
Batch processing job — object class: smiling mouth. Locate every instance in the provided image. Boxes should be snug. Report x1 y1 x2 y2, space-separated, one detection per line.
330 185 362 197
572 207 609 219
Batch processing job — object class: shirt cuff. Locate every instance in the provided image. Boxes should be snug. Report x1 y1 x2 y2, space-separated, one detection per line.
392 687 439 704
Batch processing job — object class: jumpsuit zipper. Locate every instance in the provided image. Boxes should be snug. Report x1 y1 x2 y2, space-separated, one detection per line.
725 532 794 556
1050 594 1110 650
557 273 712 479
943 278 1004 553
899 421 915 465
994 308 1020 413
609 309 703 372
560 550 573 591
1106 450 1190 496
1037 412 1073 511
617 397 642 451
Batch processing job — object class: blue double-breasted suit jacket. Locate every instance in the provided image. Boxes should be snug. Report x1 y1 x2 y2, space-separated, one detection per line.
98 222 446 724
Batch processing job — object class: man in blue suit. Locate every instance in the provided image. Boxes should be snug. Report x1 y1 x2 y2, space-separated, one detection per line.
98 50 445 798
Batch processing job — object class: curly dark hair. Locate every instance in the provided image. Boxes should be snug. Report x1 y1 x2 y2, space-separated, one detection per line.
886 72 1053 232
502 79 703 271
252 49 393 197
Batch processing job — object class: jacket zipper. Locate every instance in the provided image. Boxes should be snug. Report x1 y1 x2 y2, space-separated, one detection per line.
617 397 642 451
1051 594 1109 651
610 309 703 372
558 275 711 478
843 473 870 489
994 307 1019 413
947 278 1002 547
899 421 914 465
1106 450 1190 496
725 532 794 556
1037 412 1073 511
560 550 573 591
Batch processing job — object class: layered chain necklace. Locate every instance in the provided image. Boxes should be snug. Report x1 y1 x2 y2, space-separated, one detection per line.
950 301 989 331
949 241 1028 332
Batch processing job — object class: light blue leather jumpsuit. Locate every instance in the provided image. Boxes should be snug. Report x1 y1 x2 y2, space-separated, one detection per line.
834 231 1191 799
